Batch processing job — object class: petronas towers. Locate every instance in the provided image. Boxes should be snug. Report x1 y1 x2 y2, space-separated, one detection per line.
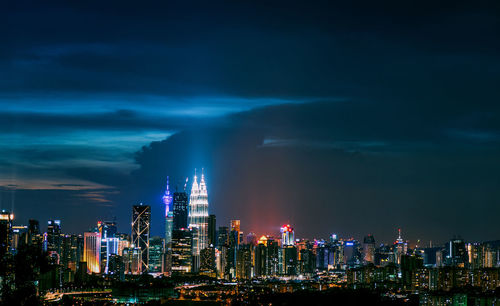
188 170 209 268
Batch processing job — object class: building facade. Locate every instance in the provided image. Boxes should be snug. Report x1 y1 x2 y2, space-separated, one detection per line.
132 204 151 272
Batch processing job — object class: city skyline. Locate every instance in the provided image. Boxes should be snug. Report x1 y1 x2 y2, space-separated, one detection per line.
1 1 500 246
0 167 497 246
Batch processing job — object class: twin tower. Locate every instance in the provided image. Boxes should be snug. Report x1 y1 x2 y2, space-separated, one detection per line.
164 170 209 264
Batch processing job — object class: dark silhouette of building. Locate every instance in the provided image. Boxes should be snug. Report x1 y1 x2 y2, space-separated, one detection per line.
208 214 216 246
217 226 229 248
173 191 188 230
0 210 13 257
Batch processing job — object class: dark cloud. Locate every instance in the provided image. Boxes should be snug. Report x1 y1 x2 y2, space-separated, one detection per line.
2 1 499 98
119 100 500 244
0 110 192 133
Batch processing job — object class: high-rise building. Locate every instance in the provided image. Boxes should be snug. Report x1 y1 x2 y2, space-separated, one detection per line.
280 246 298 276
236 244 252 279
123 246 142 274
28 219 41 246
256 236 279 276
299 248 316 275
163 177 174 246
149 236 165 273
188 170 209 269
117 233 130 257
104 237 119 274
344 240 362 267
217 226 229 248
200 246 216 275
98 220 118 273
108 254 125 280
0 210 13 257
280 224 295 247
447 238 468 267
171 229 192 274
11 225 28 251
173 189 189 231
208 214 216 246
83 231 101 273
132 204 151 272
363 235 376 264
255 239 268 277
230 220 241 245
98 221 117 239
46 220 62 258
61 234 79 269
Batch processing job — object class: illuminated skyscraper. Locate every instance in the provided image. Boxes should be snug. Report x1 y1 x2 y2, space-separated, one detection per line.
0 210 13 257
46 220 62 257
279 225 297 275
149 236 165 273
236 244 252 279
394 228 408 265
163 177 174 246
188 170 209 264
280 224 295 246
12 225 28 251
61 234 81 270
117 233 130 256
171 229 192 274
98 220 117 273
132 204 151 272
230 220 241 245
83 231 101 273
123 246 142 274
363 235 376 264
104 237 119 274
200 246 216 276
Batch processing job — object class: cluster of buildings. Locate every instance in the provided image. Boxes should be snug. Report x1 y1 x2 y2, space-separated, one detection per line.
2 170 500 297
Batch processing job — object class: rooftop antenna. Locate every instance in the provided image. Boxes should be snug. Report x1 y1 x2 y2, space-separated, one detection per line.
184 177 189 191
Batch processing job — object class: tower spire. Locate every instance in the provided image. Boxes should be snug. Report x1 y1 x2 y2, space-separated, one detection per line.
191 169 199 193
163 176 173 216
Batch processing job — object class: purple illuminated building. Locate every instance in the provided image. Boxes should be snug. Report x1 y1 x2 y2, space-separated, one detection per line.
163 176 173 245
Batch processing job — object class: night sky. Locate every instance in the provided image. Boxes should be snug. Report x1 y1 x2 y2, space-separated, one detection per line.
2 1 500 245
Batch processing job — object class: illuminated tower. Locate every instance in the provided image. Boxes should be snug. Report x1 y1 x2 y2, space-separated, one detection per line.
132 204 151 272
84 231 101 273
163 177 174 246
188 169 209 267
280 224 295 247
279 225 297 275
394 228 407 265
